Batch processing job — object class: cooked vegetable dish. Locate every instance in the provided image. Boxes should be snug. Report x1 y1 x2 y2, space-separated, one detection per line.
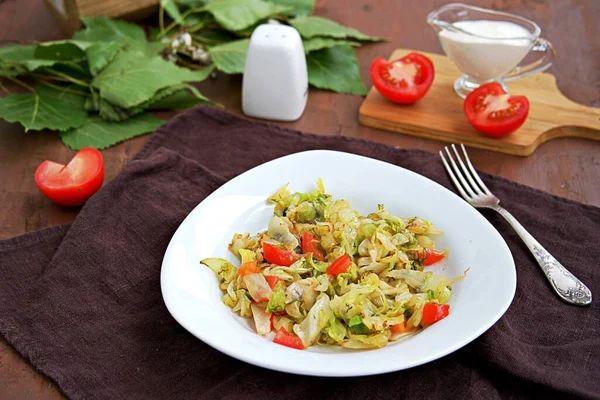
201 180 465 350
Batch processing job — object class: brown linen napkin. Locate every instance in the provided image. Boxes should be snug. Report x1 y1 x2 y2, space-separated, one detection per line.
0 106 598 400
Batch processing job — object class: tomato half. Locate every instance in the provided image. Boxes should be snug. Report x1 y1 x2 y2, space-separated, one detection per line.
262 242 300 266
34 148 104 206
301 232 325 261
421 304 450 326
326 254 352 275
273 328 304 350
463 82 529 137
370 52 435 104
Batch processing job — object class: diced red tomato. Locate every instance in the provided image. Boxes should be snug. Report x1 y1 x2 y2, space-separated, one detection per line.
301 232 325 261
262 242 300 266
326 254 352 275
264 275 280 289
422 248 446 266
273 328 304 350
463 82 529 137
370 52 435 104
421 304 450 326
238 261 258 276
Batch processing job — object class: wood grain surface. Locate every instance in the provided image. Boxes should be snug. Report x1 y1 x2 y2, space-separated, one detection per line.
359 48 600 156
76 0 158 18
0 0 599 398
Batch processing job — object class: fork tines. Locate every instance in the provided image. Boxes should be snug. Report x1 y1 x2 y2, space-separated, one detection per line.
440 144 492 202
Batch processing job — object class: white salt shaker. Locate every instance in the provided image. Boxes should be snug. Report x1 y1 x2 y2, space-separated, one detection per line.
242 24 308 121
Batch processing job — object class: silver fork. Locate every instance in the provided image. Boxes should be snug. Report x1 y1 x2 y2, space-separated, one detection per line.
440 144 592 306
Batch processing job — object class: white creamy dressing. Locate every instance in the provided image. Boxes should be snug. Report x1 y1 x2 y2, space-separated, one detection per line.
438 20 533 81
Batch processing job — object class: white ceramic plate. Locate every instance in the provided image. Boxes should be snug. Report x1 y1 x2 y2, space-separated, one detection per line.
161 150 516 377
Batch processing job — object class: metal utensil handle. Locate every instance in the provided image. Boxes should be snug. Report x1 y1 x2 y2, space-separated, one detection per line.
492 205 592 306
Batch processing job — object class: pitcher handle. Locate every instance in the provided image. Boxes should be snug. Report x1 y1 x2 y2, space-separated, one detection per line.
504 38 555 82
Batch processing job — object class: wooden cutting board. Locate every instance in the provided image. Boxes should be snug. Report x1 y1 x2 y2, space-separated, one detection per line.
358 49 600 156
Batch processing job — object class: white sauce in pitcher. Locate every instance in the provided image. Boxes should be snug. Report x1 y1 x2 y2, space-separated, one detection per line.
438 20 533 81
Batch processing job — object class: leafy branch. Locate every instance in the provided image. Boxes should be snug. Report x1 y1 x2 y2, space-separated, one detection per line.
0 0 382 150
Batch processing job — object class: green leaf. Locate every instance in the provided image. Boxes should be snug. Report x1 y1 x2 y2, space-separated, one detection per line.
0 44 83 73
161 0 183 22
290 15 382 41
0 44 37 61
0 85 87 131
148 27 163 42
129 77 211 113
208 39 249 74
60 114 163 150
91 50 212 108
267 0 314 16
185 13 214 32
204 0 290 31
34 41 90 61
85 42 121 75
161 0 210 29
193 30 238 46
93 85 201 122
84 96 95 111
183 84 211 103
74 17 146 42
98 99 133 122
302 37 359 54
177 0 208 6
147 88 208 110
306 45 367 96
0 45 52 72
230 21 264 37
137 41 170 55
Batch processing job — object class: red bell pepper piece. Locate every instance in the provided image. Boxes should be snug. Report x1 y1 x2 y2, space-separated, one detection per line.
264 275 280 289
273 327 304 350
421 303 450 325
262 242 300 266
421 248 446 266
326 254 352 275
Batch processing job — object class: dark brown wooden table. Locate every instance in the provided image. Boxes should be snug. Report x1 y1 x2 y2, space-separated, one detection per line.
0 0 598 398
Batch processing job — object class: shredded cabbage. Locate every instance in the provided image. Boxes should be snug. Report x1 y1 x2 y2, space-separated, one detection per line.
266 283 286 313
201 180 466 350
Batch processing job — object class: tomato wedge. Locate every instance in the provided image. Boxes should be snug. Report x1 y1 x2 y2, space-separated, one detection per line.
34 147 104 206
421 304 450 326
238 261 258 277
262 242 300 266
301 232 325 261
273 327 304 350
264 275 280 289
463 82 529 137
370 52 435 104
326 254 352 275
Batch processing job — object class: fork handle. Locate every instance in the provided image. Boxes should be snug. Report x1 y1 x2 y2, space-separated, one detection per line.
492 205 592 306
